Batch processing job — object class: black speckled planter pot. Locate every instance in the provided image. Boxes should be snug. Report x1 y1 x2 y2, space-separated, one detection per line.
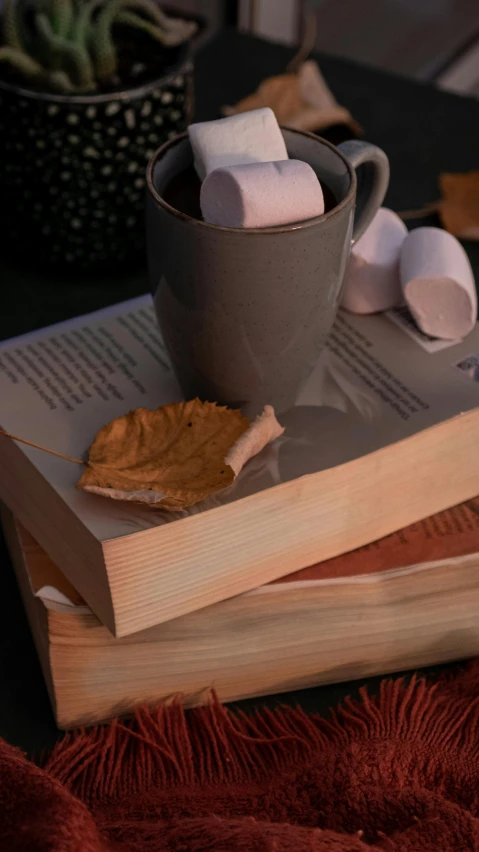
0 55 193 270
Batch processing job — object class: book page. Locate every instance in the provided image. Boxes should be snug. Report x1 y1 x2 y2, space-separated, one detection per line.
14 497 479 611
0 296 182 539
1 295 479 542
272 498 479 585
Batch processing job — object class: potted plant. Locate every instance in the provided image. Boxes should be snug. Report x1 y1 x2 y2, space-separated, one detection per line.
0 0 198 269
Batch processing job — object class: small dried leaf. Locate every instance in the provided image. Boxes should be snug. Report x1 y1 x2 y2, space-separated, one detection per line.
224 60 362 136
439 171 479 240
78 400 249 511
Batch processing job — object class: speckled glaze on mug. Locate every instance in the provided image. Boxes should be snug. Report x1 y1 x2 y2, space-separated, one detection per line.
146 130 389 415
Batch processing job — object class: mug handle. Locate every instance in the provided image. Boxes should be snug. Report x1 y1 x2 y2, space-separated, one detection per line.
337 140 390 245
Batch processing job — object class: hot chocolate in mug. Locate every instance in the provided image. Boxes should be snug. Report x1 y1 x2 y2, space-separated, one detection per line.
146 130 389 415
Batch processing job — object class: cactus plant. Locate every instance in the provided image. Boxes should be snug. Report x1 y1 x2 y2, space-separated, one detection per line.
0 0 197 93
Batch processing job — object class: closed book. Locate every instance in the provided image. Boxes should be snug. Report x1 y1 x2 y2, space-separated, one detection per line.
1 296 479 637
4 499 479 729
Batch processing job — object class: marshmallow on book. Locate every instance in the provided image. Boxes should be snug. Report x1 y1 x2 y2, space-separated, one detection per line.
188 107 288 181
341 208 407 314
200 159 325 229
400 227 476 340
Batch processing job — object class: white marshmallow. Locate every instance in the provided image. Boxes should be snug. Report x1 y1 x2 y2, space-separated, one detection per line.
188 107 288 181
341 208 407 314
400 227 476 340
200 159 325 229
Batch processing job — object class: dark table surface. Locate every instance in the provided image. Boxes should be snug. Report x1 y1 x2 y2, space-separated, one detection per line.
1 29 479 759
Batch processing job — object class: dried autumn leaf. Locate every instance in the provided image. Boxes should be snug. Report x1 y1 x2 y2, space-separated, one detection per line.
224 60 362 136
77 400 249 511
439 171 479 240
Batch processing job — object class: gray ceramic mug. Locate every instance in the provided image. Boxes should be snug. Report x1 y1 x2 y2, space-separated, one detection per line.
146 130 389 415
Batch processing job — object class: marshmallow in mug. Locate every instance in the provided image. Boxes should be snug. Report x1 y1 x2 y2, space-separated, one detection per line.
188 107 289 181
401 227 476 340
200 160 325 229
341 207 407 314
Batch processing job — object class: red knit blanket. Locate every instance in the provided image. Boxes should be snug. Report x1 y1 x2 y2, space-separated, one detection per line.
2 664 479 851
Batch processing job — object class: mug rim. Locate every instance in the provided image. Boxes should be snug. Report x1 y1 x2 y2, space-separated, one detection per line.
145 127 357 235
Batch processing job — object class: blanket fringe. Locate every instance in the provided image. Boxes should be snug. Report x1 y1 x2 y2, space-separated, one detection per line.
44 664 479 804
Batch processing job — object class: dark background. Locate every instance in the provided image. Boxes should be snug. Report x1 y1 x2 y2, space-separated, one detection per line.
170 1 479 92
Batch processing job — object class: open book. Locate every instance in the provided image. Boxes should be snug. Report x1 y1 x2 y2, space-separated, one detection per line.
1 296 479 636
4 498 479 729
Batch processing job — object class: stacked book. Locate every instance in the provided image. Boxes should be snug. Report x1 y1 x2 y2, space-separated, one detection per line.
2 295 479 729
